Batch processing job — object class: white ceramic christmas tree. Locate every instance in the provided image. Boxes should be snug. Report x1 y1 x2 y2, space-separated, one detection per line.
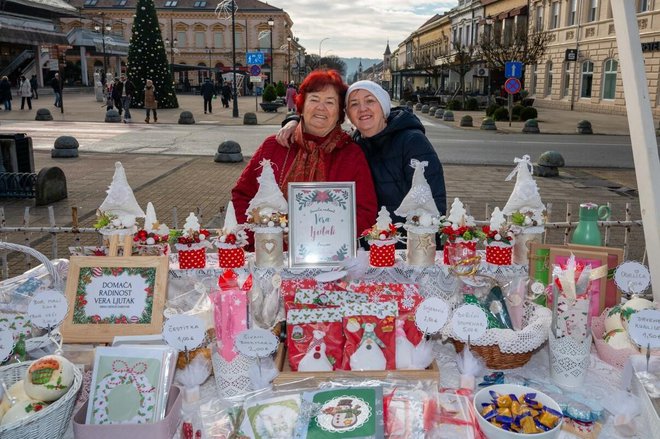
246 159 288 220
97 162 145 232
394 159 440 226
489 207 506 232
502 155 546 218
446 197 475 227
375 206 393 232
183 212 201 235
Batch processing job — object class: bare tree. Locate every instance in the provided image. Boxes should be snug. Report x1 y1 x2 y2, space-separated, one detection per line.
304 54 347 77
445 42 478 104
479 27 550 69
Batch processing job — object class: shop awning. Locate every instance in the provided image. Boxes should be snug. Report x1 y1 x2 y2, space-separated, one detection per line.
0 14 69 45
66 28 129 56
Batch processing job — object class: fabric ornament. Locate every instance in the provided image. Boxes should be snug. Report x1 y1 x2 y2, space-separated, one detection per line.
349 322 387 371
394 159 440 219
246 159 288 218
502 155 546 216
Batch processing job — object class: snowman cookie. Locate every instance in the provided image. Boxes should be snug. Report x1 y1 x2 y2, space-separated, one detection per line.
24 355 74 402
1 400 48 426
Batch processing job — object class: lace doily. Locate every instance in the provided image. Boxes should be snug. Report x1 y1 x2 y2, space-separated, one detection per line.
442 302 552 354
211 350 254 398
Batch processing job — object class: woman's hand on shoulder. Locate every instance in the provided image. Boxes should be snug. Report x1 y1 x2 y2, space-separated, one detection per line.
275 120 298 147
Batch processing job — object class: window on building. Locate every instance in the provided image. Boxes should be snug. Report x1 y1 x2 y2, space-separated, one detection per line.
546 61 553 96
214 32 223 48
83 0 98 5
195 31 205 48
235 30 244 49
551 2 560 29
638 0 650 12
580 61 594 98
193 1 207 7
115 0 127 6
474 23 479 42
563 62 571 97
258 29 270 50
177 31 187 47
164 0 178 6
602 58 618 99
567 0 577 26
458 28 463 47
503 18 514 44
531 64 538 95
588 0 598 22
536 6 544 31
466 25 471 45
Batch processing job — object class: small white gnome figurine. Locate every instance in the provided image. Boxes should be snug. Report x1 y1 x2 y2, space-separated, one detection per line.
216 201 248 268
395 159 440 267
350 323 387 371
96 162 145 234
143 202 170 236
298 330 333 372
502 155 546 264
247 159 288 268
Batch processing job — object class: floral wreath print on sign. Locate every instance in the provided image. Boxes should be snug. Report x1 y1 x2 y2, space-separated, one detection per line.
295 189 349 210
91 359 157 424
73 267 156 325
316 395 372 433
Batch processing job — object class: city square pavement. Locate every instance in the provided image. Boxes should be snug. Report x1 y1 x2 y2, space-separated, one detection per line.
0 90 647 275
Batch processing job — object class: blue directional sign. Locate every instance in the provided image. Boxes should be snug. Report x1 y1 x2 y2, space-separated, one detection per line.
246 51 264 65
505 61 523 78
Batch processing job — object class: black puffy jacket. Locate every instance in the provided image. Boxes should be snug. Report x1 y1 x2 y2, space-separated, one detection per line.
352 106 446 223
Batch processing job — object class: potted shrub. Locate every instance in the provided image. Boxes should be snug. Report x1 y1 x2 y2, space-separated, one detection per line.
260 84 280 112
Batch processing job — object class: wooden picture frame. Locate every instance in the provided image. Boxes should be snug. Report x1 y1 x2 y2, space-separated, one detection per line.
61 255 169 343
288 182 357 268
548 247 610 317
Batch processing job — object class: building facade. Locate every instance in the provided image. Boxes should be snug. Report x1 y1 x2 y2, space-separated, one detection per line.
526 0 659 115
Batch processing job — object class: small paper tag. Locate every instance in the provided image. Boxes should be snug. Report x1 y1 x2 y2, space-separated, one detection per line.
628 309 660 349
614 261 651 294
451 304 488 342
162 314 206 351
234 328 279 358
415 297 450 334
530 281 545 296
27 290 69 330
0 330 14 363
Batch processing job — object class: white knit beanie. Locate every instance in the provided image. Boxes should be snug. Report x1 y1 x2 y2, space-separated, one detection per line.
346 80 391 118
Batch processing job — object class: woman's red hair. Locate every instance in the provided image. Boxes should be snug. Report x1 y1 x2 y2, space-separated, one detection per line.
295 69 348 123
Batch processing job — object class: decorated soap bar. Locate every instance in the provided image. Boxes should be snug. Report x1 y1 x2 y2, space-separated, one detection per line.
0 400 48 426
23 355 75 402
0 380 29 414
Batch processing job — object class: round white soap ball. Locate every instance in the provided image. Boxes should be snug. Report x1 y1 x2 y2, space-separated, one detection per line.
604 306 625 332
0 380 29 414
604 329 636 351
24 355 75 402
419 214 433 227
0 400 48 426
620 297 655 330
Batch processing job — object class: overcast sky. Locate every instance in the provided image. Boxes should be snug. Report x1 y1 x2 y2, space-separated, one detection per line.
267 0 455 59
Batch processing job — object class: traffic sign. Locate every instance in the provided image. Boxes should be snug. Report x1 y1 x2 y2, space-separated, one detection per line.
504 78 522 95
505 61 523 78
250 65 261 76
246 52 265 65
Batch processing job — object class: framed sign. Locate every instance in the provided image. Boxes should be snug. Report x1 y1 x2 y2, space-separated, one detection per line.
61 256 169 343
288 182 356 268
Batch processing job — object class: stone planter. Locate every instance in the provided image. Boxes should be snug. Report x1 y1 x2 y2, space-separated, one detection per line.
259 102 280 112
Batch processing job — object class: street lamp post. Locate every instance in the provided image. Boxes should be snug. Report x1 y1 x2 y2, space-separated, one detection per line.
268 17 274 85
231 0 239 117
205 46 212 79
164 18 177 81
287 36 291 83
94 15 112 77
319 37 330 57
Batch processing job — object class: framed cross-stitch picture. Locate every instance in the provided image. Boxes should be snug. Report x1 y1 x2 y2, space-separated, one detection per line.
288 182 357 268
61 256 168 343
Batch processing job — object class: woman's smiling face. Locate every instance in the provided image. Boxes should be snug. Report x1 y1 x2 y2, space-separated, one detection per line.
346 89 386 138
302 85 340 137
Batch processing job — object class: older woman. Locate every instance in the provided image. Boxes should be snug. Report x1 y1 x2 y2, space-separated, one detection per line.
232 70 377 235
143 79 157 124
277 80 446 222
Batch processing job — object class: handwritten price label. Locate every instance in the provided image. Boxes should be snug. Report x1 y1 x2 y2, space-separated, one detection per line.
415 297 450 334
451 304 488 342
235 328 279 358
628 309 660 349
614 261 651 294
0 330 13 363
27 290 68 329
162 315 206 351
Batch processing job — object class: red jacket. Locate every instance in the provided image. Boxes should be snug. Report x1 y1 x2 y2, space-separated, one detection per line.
232 135 378 240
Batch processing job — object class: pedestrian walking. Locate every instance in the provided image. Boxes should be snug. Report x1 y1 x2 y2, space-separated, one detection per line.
221 81 232 108
200 77 215 114
51 73 62 107
119 74 135 123
30 75 38 99
19 75 32 110
0 76 11 111
285 81 297 113
143 79 158 124
105 81 114 111
111 77 122 114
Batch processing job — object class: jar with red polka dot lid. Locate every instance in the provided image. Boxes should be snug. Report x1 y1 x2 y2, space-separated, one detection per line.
361 207 400 268
214 201 248 269
170 212 211 269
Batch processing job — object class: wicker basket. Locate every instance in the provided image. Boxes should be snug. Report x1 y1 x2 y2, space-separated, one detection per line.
445 302 552 369
0 242 63 290
0 361 83 439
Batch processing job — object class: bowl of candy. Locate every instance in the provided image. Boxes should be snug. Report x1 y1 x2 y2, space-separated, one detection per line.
473 384 563 438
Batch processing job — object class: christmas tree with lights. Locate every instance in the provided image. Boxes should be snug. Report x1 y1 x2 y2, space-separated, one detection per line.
126 0 178 108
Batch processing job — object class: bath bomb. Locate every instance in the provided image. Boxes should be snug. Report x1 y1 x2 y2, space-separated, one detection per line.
604 306 625 332
0 400 48 426
0 380 29 414
24 355 75 402
620 297 655 330
603 328 636 351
